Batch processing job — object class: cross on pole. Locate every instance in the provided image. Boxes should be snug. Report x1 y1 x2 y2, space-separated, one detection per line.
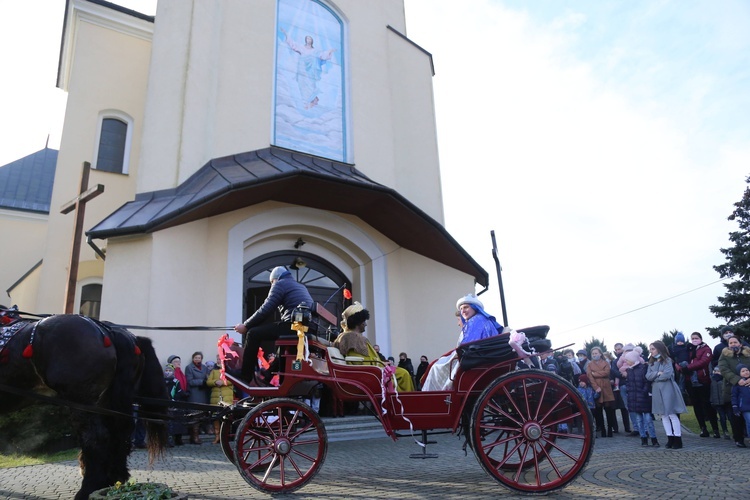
61 161 104 314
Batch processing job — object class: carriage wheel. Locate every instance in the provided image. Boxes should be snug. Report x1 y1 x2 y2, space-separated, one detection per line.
234 398 327 494
470 370 594 494
220 399 256 465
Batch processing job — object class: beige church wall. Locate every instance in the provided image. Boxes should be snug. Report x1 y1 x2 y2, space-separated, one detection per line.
385 249 477 362
136 0 444 224
39 3 152 313
0 211 47 298
5 265 42 312
386 29 445 224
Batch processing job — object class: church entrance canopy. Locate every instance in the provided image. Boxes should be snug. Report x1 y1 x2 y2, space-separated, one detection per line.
87 146 488 287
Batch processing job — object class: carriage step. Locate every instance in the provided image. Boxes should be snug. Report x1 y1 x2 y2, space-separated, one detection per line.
321 415 386 442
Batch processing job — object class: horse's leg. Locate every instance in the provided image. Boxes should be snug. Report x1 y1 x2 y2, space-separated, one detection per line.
72 410 116 500
105 411 135 484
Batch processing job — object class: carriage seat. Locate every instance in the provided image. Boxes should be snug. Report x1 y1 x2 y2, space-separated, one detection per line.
327 346 365 365
456 325 552 371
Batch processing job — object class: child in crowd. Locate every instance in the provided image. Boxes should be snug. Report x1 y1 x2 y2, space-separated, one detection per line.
710 366 731 439
622 347 659 447
576 374 596 434
164 363 189 446
731 363 750 447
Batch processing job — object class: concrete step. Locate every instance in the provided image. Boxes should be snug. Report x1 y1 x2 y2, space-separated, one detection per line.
321 414 388 442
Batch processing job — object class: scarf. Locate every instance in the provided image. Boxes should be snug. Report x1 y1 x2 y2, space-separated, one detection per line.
173 367 187 392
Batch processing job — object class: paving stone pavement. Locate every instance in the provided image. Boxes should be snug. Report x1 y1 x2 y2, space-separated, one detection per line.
1 429 748 499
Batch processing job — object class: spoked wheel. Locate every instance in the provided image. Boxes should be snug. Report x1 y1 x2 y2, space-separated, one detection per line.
470 370 594 494
234 398 327 494
220 397 258 465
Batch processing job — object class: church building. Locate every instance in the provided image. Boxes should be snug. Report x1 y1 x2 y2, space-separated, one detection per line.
7 0 488 362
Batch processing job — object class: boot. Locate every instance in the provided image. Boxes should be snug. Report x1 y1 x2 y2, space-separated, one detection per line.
651 437 660 447
724 431 731 440
174 434 184 446
665 436 674 449
713 428 721 438
607 428 613 438
673 436 683 449
189 426 201 445
213 421 221 445
641 437 648 446
699 427 709 437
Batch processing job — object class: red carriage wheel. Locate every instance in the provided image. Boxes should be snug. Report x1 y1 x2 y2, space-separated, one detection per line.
220 398 256 465
470 370 594 494
234 398 327 494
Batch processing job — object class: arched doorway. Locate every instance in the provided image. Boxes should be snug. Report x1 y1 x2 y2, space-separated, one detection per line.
242 251 349 328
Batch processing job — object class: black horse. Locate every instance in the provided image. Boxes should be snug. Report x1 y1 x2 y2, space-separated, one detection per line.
0 307 169 499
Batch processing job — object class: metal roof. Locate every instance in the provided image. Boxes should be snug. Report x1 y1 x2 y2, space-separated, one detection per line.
87 147 488 286
0 147 58 213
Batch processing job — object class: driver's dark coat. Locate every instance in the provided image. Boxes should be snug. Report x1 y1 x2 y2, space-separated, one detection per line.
243 274 313 329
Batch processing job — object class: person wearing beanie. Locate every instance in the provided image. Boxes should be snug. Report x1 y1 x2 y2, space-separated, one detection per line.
164 362 188 446
421 294 502 391
333 302 414 392
234 265 313 381
576 349 589 374
622 347 659 447
681 332 721 438
719 336 750 447
616 342 641 436
731 363 750 448
646 341 687 449
669 332 690 398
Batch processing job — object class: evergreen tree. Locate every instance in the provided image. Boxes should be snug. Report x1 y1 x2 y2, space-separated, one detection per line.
710 176 750 339
583 337 607 355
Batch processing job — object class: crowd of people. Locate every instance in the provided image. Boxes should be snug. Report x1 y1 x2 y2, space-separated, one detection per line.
141 266 750 452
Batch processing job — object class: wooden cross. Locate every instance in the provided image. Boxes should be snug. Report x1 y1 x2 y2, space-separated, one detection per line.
61 161 104 314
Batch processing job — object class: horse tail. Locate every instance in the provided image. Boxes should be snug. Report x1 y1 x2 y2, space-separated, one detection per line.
134 336 169 463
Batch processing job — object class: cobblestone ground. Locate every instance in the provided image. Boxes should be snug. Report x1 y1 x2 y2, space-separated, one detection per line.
1 430 748 499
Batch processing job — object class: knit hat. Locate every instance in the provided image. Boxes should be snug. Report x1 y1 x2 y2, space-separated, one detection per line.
205 361 216 370
270 266 290 282
622 343 635 352
456 294 483 311
165 363 174 371
737 363 749 376
578 374 590 385
674 332 685 343
622 347 643 366
576 349 587 357
167 355 180 364
341 301 370 332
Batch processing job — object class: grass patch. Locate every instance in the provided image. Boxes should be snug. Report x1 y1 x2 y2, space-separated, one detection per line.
0 448 78 468
680 405 702 434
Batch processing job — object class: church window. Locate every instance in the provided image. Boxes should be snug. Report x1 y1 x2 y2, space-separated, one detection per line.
94 112 133 174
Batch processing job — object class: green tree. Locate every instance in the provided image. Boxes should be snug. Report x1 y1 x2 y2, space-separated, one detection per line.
583 337 607 355
710 176 750 340
660 329 681 348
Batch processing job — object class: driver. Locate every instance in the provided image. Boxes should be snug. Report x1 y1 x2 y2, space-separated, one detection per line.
234 266 313 381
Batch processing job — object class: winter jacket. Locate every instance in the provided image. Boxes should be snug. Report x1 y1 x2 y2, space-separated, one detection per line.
577 386 596 409
625 363 652 413
731 381 750 413
646 358 687 415
185 362 211 404
398 357 414 376
718 346 750 403
710 374 725 407
243 274 313 329
685 342 713 386
587 358 615 403
207 367 234 406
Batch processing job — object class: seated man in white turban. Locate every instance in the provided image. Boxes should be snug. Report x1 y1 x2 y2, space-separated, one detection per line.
421 294 502 391
333 302 414 392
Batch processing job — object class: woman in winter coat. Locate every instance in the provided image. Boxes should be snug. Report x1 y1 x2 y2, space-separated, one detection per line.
718 335 750 448
586 346 616 437
679 332 720 438
622 347 659 447
646 340 687 449
207 361 234 444
185 351 211 444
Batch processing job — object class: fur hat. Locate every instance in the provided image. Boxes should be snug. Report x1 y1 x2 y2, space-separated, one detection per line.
737 363 749 376
622 343 635 352
167 355 180 364
270 266 290 282
578 374 590 385
622 347 643 366
341 301 370 332
456 294 483 311
674 332 685 343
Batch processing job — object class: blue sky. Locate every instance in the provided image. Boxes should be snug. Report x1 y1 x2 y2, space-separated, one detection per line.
2 0 749 351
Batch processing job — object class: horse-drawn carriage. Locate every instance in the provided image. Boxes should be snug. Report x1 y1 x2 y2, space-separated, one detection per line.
215 303 595 495
0 303 594 498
